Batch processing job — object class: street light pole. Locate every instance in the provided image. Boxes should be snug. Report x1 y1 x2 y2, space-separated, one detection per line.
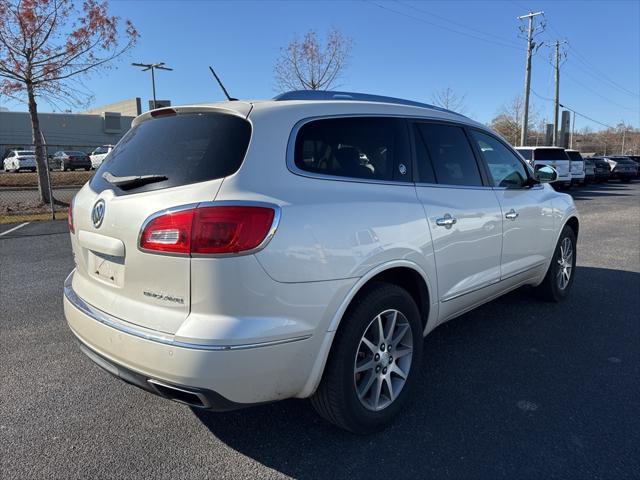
132 62 173 109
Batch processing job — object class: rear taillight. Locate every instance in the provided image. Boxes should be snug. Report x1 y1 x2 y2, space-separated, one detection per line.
139 205 276 256
140 209 194 254
68 197 75 234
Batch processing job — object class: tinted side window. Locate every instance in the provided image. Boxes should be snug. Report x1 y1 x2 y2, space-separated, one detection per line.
412 125 436 183
415 123 482 186
294 117 410 182
516 149 532 161
471 131 529 188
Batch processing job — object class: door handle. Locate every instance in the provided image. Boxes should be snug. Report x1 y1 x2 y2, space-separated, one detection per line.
435 213 457 229
505 209 519 220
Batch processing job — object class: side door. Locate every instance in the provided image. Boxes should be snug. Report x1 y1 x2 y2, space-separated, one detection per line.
468 130 556 278
412 121 503 310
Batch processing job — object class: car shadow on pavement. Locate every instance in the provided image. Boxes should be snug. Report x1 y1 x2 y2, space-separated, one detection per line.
193 266 640 479
567 182 635 200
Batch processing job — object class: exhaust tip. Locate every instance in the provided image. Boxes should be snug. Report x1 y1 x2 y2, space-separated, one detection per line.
147 379 210 408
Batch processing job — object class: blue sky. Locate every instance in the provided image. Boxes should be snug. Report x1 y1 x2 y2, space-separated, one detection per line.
3 0 639 130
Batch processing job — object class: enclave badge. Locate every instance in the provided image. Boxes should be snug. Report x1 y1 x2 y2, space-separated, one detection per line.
92 199 106 228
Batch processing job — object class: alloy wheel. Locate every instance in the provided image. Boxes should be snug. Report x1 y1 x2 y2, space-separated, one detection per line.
556 237 573 290
353 309 413 411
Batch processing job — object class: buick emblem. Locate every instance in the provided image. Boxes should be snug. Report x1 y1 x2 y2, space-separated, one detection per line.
92 199 106 228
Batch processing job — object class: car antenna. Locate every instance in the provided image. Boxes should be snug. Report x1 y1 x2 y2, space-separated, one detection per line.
208 66 237 101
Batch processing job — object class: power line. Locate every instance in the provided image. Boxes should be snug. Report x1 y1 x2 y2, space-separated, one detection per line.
543 17 639 98
367 1 524 51
395 0 522 48
535 53 637 114
560 104 617 130
530 87 615 129
561 68 637 113
516 0 639 98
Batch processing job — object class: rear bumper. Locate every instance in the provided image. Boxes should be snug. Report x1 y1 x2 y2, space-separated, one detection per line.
70 161 92 169
63 271 325 407
77 341 246 410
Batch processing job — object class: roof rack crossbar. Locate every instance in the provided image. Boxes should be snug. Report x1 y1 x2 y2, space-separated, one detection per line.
273 90 464 116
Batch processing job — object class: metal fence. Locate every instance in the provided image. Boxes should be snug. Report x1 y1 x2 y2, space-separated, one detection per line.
1 144 99 224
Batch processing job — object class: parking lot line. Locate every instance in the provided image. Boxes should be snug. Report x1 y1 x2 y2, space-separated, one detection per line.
0 221 30 237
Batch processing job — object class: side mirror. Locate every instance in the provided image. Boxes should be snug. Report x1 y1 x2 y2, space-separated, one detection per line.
534 165 558 184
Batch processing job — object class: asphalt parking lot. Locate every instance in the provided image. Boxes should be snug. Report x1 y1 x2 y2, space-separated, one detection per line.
1 182 639 480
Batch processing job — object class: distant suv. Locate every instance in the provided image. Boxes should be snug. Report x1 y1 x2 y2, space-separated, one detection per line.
515 146 572 189
566 149 586 186
64 91 579 433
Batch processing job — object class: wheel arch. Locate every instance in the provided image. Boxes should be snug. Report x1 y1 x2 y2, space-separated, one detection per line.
328 260 436 334
297 260 437 398
564 215 579 238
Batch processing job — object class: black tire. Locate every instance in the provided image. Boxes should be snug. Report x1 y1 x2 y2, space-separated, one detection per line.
534 225 577 302
622 178 631 183
311 282 423 434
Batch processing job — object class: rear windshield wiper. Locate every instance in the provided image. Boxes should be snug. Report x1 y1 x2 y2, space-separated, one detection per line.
102 171 168 190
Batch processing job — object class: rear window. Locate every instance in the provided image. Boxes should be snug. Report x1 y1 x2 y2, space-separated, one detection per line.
91 112 251 195
293 117 410 182
18 151 35 156
566 151 584 162
534 148 570 161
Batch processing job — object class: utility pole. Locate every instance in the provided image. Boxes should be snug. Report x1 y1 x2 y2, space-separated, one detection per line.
621 125 626 154
552 40 567 146
132 62 173 109
517 11 544 147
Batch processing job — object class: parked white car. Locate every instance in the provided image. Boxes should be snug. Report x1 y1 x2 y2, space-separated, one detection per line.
3 150 36 172
89 145 114 169
64 91 579 433
566 149 586 186
515 146 573 188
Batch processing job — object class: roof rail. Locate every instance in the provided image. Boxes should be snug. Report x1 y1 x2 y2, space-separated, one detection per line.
273 90 463 116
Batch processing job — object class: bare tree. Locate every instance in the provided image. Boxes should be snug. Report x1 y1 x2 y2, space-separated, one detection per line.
0 0 138 204
431 87 467 113
490 95 538 146
274 28 352 92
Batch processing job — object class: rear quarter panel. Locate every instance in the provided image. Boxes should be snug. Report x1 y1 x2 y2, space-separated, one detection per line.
216 102 439 302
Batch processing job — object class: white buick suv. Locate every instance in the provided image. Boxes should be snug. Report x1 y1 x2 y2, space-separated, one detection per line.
64 91 579 433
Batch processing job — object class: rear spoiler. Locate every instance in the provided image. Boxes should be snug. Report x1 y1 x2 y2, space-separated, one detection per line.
132 102 253 128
